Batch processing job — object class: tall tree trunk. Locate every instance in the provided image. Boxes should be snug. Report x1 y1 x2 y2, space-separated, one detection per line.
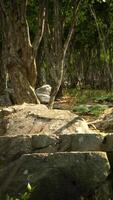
44 0 81 108
0 0 45 105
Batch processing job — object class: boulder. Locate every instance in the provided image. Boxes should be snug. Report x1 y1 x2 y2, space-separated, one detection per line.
0 152 110 200
0 94 12 107
0 103 92 137
92 181 113 200
36 84 51 103
36 93 50 104
0 104 112 199
0 104 113 164
0 133 105 165
59 133 104 152
94 108 113 132
0 103 95 163
36 84 51 95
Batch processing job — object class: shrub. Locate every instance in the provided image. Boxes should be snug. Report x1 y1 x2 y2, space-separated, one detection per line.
6 183 33 200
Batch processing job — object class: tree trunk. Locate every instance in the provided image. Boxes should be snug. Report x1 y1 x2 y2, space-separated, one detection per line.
48 60 64 108
45 0 81 108
0 0 42 105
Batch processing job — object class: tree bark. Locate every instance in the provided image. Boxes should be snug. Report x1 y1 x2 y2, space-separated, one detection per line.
0 0 45 105
45 0 81 108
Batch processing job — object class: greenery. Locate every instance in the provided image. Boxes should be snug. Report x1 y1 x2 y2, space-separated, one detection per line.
6 183 33 200
73 104 108 116
68 89 113 104
0 0 113 106
0 0 113 199
68 89 111 116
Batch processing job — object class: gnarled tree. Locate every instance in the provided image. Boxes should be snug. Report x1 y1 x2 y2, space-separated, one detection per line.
0 0 46 105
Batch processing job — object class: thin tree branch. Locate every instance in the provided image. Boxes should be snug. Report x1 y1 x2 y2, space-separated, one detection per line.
63 0 81 60
32 0 46 58
44 36 55 67
89 4 113 81
43 1 55 66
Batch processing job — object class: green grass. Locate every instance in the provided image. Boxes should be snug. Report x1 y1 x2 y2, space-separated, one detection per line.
73 105 89 114
73 104 108 117
66 89 111 116
67 89 113 104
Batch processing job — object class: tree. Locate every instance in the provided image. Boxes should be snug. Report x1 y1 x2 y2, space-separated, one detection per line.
65 0 113 90
44 0 81 108
0 0 45 105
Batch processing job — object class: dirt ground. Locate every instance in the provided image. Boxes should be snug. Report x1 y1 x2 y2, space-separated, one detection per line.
54 96 97 122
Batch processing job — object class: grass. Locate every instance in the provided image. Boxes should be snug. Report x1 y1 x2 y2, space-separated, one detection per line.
67 89 113 104
66 89 111 116
73 104 108 117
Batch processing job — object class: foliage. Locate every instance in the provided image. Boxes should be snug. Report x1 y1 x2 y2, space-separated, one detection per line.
73 104 89 114
66 0 113 91
94 94 113 103
6 183 33 200
89 104 108 116
68 89 111 116
27 0 38 40
68 89 113 104
0 0 113 104
73 104 108 116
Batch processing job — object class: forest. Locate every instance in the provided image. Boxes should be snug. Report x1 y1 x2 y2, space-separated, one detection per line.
1 1 113 200
0 0 113 109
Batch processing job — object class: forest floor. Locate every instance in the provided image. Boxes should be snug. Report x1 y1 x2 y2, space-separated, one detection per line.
54 89 113 123
54 95 96 122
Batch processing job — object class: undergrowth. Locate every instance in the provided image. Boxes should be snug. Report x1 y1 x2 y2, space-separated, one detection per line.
6 183 33 200
73 104 108 116
67 89 113 104
66 89 112 116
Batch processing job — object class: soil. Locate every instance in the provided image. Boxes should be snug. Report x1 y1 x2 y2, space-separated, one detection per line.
54 96 97 123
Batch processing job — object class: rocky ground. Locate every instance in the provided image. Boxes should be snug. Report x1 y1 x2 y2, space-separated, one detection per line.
0 102 113 200
54 95 113 132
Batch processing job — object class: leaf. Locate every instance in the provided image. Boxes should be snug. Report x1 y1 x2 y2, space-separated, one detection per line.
27 183 32 192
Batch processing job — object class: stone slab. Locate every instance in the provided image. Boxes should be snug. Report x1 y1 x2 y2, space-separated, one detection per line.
0 152 110 200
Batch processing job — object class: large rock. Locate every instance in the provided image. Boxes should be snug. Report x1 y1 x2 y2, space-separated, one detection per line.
0 103 95 163
36 84 51 103
35 93 50 104
0 152 110 200
92 181 113 200
0 103 92 137
36 85 51 95
0 104 112 165
0 104 112 199
0 94 12 107
0 133 105 165
94 108 113 132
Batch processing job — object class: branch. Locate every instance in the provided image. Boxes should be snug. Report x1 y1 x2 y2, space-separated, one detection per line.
32 0 46 58
44 25 55 67
89 4 113 81
53 0 63 62
43 1 55 66
63 0 81 60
